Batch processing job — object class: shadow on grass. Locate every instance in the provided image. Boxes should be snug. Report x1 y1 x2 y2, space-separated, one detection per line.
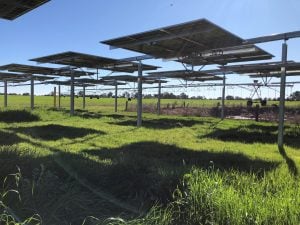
49 108 136 120
10 124 105 141
203 124 300 148
279 146 298 177
60 141 280 206
0 146 131 225
0 130 24 145
109 118 204 129
0 110 40 123
0 146 48 181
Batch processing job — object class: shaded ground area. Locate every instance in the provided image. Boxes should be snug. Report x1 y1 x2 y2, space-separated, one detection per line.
0 110 40 123
109 118 204 129
10 124 104 141
202 124 300 148
0 130 24 145
60 142 280 208
49 108 138 120
0 146 135 225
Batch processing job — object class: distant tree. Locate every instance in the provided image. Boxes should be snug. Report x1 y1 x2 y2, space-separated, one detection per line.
22 93 30 96
179 92 188 99
144 94 153 99
78 91 84 97
234 96 243 100
122 91 130 98
162 92 176 99
107 92 113 98
226 95 234 100
289 91 300 100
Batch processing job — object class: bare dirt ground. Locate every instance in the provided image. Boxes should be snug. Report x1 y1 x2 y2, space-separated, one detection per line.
127 104 300 124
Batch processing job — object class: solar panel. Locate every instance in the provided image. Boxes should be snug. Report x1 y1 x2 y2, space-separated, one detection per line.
100 75 167 84
0 72 56 84
249 71 300 78
101 75 138 82
221 61 300 76
75 78 126 86
0 0 50 20
177 45 272 65
101 18 272 65
46 80 96 87
0 72 27 80
148 69 223 82
0 63 94 77
31 75 56 81
30 51 159 73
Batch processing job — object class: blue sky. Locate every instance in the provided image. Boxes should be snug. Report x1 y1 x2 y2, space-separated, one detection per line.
0 0 299 98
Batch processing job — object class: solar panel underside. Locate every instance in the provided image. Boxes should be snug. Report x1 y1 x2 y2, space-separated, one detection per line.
31 52 158 73
222 62 300 75
148 70 223 82
101 19 273 65
0 63 93 77
0 0 49 20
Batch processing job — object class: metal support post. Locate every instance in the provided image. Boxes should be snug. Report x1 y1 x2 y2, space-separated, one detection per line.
83 86 86 109
70 71 75 115
58 85 61 108
4 80 8 108
54 87 57 108
114 81 118 113
137 61 143 127
30 77 34 110
157 81 162 115
221 74 226 120
278 42 288 149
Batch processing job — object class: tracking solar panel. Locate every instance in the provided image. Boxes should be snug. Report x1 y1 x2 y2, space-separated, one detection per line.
0 0 50 20
101 18 272 65
31 51 159 73
0 63 94 77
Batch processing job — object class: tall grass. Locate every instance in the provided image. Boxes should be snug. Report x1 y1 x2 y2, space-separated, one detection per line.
110 167 300 225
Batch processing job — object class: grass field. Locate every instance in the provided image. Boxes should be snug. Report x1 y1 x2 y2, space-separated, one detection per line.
2 95 300 110
0 96 300 224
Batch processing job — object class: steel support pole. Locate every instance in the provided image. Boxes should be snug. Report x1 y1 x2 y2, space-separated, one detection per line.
157 81 161 115
58 85 61 108
83 86 86 109
114 82 118 113
70 72 75 115
4 80 8 108
54 87 57 108
221 74 226 120
278 42 288 149
137 62 143 127
30 77 34 110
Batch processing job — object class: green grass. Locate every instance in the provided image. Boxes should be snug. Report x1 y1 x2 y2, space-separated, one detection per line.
0 98 299 224
2 95 300 110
